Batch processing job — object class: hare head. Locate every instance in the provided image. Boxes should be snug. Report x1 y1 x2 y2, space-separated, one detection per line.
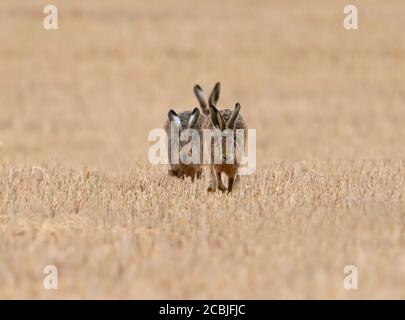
168 107 200 130
167 107 201 164
209 103 242 165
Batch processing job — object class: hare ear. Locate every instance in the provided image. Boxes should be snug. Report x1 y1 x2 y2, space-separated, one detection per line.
188 108 200 129
209 105 225 130
193 84 209 115
228 103 241 129
168 109 182 129
208 82 220 107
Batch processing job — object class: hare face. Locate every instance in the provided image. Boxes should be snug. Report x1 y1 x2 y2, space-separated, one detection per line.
209 103 244 166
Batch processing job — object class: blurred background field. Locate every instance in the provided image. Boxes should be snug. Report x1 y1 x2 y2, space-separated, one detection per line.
0 0 404 299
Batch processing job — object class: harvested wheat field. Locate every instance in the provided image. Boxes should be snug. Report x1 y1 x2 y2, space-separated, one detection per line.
0 0 405 299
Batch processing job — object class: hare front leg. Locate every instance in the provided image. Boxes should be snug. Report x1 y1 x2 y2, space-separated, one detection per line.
215 169 227 192
227 174 236 193
207 166 217 193
228 176 235 193
196 168 202 179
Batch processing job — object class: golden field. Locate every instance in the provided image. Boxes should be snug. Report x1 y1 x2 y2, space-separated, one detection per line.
0 0 405 299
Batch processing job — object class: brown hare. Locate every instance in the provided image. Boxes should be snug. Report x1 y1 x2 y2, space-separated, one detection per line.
164 107 205 180
202 103 248 193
